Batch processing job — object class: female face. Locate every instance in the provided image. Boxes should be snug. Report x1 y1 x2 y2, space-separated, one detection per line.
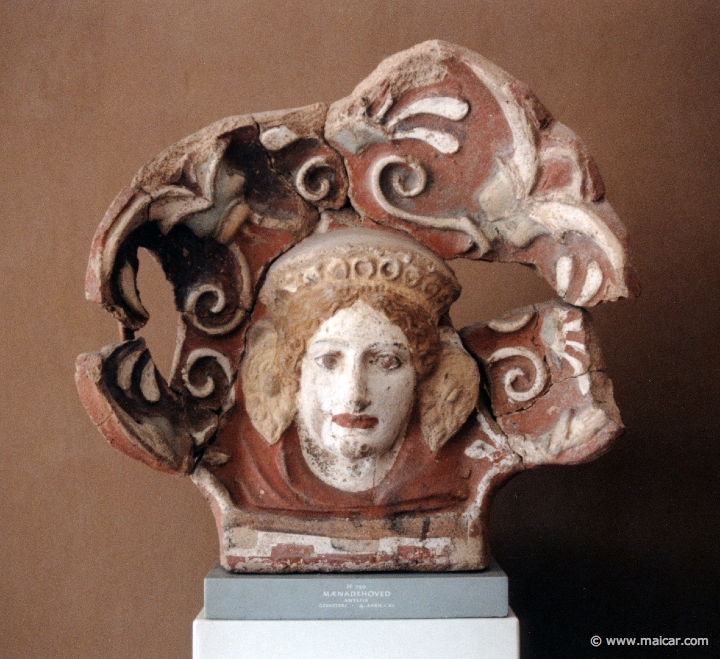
296 301 416 465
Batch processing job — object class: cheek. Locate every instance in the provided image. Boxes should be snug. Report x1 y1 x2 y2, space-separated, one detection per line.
299 363 336 414
317 372 339 410
395 372 416 413
371 370 415 416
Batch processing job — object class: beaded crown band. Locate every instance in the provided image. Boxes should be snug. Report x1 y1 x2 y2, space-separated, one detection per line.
260 227 461 323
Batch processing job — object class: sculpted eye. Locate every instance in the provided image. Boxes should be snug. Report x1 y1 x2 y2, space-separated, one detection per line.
316 354 340 370
373 353 402 371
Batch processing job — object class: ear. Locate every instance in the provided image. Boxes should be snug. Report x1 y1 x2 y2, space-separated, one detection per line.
419 327 481 453
240 319 296 444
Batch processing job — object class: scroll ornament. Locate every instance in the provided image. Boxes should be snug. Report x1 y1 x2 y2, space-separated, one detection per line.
76 41 636 572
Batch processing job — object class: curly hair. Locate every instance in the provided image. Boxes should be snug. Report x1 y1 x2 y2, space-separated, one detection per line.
271 282 441 390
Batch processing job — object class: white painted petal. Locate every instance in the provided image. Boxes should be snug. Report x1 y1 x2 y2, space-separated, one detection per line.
548 409 572 454
487 312 534 333
561 351 585 376
118 261 146 318
386 96 469 129
577 373 591 395
565 340 587 354
140 360 161 403
116 347 143 392
478 412 510 448
374 94 394 120
529 202 624 279
260 125 300 151
562 318 583 333
575 260 603 305
391 128 460 154
555 256 573 298
192 422 218 447
467 61 539 194
465 440 499 461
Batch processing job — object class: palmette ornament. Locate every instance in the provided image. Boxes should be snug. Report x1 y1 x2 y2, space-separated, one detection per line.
77 41 636 572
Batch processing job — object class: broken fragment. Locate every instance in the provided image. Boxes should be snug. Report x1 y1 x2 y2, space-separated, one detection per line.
77 40 634 572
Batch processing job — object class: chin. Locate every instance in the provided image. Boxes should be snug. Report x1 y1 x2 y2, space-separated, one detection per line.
346 438 397 461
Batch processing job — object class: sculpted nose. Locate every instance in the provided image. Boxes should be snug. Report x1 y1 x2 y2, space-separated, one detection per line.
344 358 370 413
348 397 370 413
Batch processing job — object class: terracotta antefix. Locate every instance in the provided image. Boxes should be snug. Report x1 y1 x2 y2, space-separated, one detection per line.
77 41 637 572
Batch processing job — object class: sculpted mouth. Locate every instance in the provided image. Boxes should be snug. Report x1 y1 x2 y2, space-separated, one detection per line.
332 414 379 429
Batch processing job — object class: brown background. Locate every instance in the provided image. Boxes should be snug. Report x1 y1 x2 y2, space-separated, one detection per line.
1 2 718 657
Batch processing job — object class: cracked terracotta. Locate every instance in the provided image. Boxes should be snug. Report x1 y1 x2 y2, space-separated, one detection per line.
77 41 636 572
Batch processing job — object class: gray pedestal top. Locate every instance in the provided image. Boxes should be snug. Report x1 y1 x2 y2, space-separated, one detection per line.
204 562 508 620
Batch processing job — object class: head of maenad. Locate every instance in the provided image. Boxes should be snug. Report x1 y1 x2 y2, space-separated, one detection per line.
241 228 481 491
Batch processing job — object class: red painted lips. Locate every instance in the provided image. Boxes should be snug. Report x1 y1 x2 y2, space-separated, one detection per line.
331 414 379 429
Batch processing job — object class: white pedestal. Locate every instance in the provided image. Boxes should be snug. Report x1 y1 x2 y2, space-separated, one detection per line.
193 608 520 659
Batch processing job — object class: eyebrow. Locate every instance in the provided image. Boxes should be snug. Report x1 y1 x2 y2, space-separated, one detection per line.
307 339 350 349
307 340 409 351
369 342 409 351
